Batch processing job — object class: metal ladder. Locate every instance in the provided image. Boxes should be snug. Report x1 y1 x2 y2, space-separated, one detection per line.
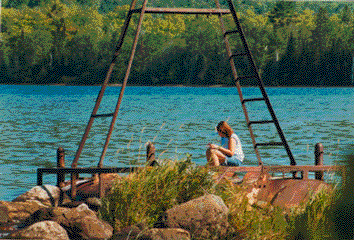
216 0 296 166
71 0 296 170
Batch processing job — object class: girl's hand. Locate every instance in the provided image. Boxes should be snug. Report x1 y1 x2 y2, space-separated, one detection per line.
209 144 219 149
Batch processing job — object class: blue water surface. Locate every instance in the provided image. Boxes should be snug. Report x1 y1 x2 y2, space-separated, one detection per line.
0 85 353 201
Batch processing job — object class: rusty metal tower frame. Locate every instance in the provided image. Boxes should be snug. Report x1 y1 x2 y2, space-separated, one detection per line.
71 0 296 173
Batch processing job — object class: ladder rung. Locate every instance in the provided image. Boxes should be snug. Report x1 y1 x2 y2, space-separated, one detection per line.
224 30 238 37
242 98 265 104
229 52 247 60
92 113 114 118
237 75 258 81
248 120 275 126
255 142 284 148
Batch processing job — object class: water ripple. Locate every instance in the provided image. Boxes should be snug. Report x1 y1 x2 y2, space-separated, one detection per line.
0 85 353 200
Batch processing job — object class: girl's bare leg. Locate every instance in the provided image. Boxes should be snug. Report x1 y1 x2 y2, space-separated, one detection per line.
206 148 226 166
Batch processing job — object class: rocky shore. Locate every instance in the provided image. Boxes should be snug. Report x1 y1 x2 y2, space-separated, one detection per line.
0 169 332 240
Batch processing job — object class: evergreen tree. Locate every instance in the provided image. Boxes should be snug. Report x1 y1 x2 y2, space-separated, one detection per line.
3 0 30 8
310 7 333 86
99 0 120 13
340 4 352 24
278 33 298 86
268 1 297 29
312 7 333 58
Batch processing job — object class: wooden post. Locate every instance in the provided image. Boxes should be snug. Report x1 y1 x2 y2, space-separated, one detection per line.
99 173 103 199
56 147 65 187
146 142 157 166
37 170 43 186
71 173 78 201
315 143 324 180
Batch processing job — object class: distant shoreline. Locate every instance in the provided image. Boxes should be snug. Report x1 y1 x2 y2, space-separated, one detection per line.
1 83 353 88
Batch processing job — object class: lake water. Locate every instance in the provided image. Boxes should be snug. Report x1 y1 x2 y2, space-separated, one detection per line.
0 85 353 201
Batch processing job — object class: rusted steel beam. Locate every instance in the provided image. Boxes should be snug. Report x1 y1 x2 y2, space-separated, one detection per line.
71 173 78 201
209 166 262 172
71 0 140 169
56 147 65 187
315 143 324 180
130 7 231 15
37 167 139 174
261 165 343 174
208 165 344 173
99 173 103 199
302 170 309 180
39 165 343 176
98 0 149 168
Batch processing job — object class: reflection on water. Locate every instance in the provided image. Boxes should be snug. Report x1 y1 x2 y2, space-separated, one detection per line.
0 85 353 200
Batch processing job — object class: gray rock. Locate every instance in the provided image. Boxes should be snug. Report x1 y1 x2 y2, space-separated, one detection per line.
0 200 48 223
162 194 229 240
12 185 61 207
137 228 191 240
6 220 69 240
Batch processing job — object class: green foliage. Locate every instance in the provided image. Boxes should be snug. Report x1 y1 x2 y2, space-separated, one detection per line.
1 1 354 86
98 159 214 230
340 5 352 24
268 1 297 29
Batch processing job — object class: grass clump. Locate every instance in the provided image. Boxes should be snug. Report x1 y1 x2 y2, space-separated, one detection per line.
98 158 214 231
286 188 336 240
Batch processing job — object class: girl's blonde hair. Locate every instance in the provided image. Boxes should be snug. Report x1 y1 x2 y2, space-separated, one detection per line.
216 121 234 138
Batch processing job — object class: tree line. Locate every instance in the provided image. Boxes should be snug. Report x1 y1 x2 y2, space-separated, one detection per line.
0 0 354 86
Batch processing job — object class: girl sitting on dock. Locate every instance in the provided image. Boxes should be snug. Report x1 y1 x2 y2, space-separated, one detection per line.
206 121 244 166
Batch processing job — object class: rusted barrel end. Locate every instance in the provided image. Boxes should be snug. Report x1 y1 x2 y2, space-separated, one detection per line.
57 147 65 187
315 143 324 180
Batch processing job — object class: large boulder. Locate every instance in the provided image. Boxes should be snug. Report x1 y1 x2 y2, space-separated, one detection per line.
161 194 229 240
5 221 69 240
137 228 191 240
12 185 61 207
0 200 48 223
85 197 102 211
22 203 113 240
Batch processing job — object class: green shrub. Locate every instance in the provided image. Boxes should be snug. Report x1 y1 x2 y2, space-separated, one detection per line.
98 158 214 231
286 188 336 240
